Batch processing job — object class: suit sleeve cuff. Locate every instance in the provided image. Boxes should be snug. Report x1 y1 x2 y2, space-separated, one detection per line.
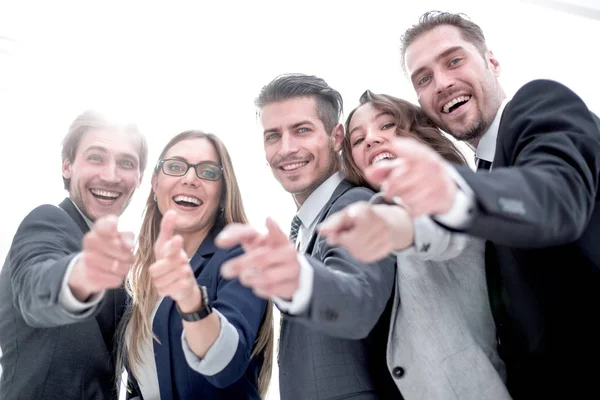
433 163 476 229
272 254 314 315
58 253 105 316
181 309 239 376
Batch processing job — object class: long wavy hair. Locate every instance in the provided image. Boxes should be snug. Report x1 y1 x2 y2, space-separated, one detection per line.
116 130 274 397
342 90 467 188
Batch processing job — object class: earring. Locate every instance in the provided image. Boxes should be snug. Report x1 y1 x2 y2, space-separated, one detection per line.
153 193 157 202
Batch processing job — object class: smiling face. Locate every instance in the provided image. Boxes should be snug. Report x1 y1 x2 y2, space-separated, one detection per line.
261 96 343 205
152 138 223 237
62 128 142 221
405 24 504 143
348 103 415 189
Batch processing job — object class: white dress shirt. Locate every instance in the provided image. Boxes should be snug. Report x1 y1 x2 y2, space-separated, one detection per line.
273 172 344 315
434 99 510 229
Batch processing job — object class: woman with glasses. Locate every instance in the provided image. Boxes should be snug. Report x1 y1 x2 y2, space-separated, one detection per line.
117 130 274 400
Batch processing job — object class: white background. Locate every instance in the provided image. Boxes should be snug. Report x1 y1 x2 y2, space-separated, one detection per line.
1 1 599 399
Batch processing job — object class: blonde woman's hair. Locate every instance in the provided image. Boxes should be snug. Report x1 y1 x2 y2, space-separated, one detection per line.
116 130 274 397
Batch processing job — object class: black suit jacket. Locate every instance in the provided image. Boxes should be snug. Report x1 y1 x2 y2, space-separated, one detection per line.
278 179 401 400
451 80 600 399
0 198 126 400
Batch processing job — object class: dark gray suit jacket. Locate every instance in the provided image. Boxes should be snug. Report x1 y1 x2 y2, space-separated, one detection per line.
278 180 401 400
0 198 125 400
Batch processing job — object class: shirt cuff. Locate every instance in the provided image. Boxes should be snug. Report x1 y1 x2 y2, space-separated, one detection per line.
433 163 476 229
272 254 314 315
181 309 239 376
58 253 105 315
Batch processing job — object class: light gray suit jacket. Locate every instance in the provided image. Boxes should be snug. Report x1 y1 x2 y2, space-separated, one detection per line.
387 215 510 399
278 180 400 400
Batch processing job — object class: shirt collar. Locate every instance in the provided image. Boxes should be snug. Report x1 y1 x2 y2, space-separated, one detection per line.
69 198 94 228
296 171 344 229
476 98 510 162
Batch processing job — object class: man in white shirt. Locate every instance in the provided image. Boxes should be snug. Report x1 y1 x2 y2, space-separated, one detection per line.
363 11 600 400
216 74 400 400
0 110 147 400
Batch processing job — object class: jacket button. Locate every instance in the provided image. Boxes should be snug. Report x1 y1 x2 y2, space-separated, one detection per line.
392 366 405 378
321 308 338 321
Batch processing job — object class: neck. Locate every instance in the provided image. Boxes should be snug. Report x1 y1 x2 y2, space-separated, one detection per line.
177 225 212 258
292 169 338 208
468 89 507 150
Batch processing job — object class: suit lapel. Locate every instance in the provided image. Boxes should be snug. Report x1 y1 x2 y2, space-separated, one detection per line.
152 234 219 399
59 197 124 375
154 296 175 400
303 180 354 255
58 198 90 234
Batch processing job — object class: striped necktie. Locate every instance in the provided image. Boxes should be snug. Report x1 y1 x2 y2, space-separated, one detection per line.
289 215 301 243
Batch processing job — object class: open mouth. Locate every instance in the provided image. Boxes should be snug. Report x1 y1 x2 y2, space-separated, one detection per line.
370 152 396 166
173 195 202 208
90 188 122 201
442 95 471 114
279 161 308 172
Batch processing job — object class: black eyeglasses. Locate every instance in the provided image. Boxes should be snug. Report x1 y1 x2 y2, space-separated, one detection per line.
157 158 223 181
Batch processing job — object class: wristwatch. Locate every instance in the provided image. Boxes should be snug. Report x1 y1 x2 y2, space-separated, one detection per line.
176 285 212 322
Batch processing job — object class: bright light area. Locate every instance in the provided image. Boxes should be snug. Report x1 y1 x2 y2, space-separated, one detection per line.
1 1 598 399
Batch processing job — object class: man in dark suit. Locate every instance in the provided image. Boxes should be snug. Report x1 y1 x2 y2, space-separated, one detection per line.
0 110 148 400
366 11 600 399
216 74 400 399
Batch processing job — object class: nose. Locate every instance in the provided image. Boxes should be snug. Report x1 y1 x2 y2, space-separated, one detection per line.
181 166 200 186
279 132 299 157
364 129 383 149
99 160 122 183
435 70 455 94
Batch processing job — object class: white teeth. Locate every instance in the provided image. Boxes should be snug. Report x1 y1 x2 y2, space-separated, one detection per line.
371 152 396 165
173 195 200 205
281 162 308 171
443 95 471 113
90 189 120 198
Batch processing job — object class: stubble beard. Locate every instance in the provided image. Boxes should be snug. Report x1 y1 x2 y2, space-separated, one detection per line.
439 108 488 143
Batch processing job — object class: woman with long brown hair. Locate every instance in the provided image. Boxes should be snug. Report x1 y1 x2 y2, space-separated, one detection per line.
118 130 273 399
319 91 510 399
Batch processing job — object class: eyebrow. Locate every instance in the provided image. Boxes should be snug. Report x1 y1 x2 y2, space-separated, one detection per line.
166 156 218 165
84 145 138 164
349 112 391 137
263 120 316 136
410 45 465 82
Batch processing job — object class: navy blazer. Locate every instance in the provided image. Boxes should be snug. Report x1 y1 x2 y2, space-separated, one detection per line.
127 230 268 400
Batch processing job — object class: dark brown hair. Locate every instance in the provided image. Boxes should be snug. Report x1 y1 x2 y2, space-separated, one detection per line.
400 11 488 71
255 73 343 135
342 90 467 187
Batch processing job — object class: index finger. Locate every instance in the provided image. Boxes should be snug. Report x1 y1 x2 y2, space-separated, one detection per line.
157 210 177 250
216 223 263 248
92 215 120 239
317 208 355 237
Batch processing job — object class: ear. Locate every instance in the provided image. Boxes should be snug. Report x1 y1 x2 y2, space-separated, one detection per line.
487 50 501 78
151 174 158 194
62 158 73 180
331 123 345 152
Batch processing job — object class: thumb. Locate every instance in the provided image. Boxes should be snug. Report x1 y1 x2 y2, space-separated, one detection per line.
265 217 289 247
156 210 177 256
